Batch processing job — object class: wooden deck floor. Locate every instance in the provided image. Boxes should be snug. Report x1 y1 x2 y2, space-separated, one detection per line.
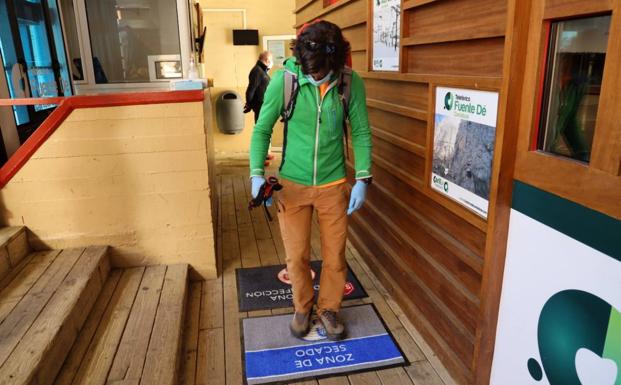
180 165 458 385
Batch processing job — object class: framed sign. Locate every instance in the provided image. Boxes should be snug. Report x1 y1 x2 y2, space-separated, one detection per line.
372 0 401 71
431 87 499 218
147 54 182 82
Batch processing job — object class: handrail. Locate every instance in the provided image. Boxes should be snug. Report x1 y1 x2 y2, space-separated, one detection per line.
0 90 204 188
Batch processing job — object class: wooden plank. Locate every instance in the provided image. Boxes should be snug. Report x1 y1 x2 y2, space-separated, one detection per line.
373 135 426 180
53 269 123 385
232 176 253 227
107 265 167 383
377 367 415 385
180 281 202 385
318 375 351 385
200 277 223 330
349 216 475 362
6 230 29 267
0 248 9 283
365 98 427 121
0 251 59 324
66 267 145 385
348 371 382 384
243 172 276 243
268 213 288 264
403 0 506 46
544 0 612 19
141 264 189 385
358 71 502 90
295 0 360 27
0 248 83 367
196 328 225 385
257 238 280 267
32 247 109 385
348 228 471 385
403 0 438 10
0 227 24 248
364 79 428 112
221 175 246 385
405 361 444 385
0 246 107 385
349 243 458 385
367 108 427 148
406 37 505 77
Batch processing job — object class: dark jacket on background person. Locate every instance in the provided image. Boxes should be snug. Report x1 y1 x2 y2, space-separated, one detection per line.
245 61 271 121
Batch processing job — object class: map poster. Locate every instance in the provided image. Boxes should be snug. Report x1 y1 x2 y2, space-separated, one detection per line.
372 0 400 71
431 87 499 218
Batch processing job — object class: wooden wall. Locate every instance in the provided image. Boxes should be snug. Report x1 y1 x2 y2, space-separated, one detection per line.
0 99 218 279
295 1 509 384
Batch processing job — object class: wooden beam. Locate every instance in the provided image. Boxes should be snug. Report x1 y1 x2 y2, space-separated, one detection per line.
402 0 438 11
472 0 531 384
359 71 503 89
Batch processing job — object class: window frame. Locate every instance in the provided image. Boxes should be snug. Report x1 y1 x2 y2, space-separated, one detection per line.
62 0 191 93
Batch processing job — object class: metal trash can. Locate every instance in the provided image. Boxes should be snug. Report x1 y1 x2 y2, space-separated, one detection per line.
216 91 244 135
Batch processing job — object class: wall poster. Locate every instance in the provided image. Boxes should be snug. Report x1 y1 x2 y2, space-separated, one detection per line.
372 0 400 71
431 87 499 218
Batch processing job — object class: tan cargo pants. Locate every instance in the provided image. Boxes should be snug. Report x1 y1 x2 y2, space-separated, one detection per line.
276 178 349 315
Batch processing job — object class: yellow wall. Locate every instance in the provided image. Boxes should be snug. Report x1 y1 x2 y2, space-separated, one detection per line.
0 100 217 279
200 0 294 159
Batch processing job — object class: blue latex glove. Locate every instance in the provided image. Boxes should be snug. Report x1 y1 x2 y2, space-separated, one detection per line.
347 181 367 215
250 176 272 207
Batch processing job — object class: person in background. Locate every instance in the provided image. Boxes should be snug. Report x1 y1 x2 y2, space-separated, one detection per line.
244 51 273 123
248 21 372 341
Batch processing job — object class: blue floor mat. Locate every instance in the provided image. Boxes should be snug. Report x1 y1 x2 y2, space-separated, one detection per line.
241 304 407 384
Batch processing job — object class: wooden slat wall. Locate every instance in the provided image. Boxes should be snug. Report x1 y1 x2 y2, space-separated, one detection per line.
295 1 508 384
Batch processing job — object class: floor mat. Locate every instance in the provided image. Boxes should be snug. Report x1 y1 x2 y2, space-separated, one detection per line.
236 260 368 312
241 304 407 384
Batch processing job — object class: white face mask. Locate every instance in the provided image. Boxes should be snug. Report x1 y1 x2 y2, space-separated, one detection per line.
305 70 333 86
266 60 273 70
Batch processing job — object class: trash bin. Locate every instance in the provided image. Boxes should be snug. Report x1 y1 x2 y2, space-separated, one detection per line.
216 91 244 135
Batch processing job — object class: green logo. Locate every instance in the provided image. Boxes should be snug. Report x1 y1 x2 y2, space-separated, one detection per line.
444 92 453 110
443 181 449 192
528 290 620 384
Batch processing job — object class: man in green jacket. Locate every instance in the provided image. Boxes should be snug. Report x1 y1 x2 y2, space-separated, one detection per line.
249 20 372 341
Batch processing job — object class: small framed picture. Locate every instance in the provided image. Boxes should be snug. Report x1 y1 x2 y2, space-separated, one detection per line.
148 55 182 81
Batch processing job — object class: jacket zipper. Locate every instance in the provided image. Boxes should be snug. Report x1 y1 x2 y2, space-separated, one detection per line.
313 87 321 185
313 80 338 186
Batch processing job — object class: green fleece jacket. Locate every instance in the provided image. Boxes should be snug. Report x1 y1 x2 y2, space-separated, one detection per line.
249 59 372 186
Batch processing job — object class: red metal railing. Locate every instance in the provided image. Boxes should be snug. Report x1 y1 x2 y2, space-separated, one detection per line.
0 90 204 188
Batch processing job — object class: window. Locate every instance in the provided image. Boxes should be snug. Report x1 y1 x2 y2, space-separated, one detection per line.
84 0 181 83
538 15 611 163
58 0 84 81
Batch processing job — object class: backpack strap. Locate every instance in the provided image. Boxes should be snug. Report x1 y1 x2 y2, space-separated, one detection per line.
282 70 299 122
338 66 353 118
338 66 353 159
280 70 299 171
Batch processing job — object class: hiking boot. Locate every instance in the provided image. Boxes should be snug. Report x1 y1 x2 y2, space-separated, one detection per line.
318 310 345 341
290 311 311 338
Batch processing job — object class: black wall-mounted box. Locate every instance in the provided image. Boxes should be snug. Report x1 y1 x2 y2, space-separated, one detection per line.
233 29 259 45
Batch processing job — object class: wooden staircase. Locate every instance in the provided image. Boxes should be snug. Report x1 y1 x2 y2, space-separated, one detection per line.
0 227 189 385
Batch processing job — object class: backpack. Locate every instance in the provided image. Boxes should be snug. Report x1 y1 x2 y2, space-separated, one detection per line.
279 67 353 171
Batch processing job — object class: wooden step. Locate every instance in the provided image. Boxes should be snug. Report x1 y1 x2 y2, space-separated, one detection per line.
0 226 29 282
54 264 189 385
0 246 110 385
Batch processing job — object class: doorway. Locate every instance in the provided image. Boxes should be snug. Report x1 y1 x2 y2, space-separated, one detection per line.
0 0 72 142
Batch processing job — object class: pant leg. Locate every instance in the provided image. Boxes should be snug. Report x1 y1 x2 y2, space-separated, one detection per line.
277 179 315 314
313 183 349 313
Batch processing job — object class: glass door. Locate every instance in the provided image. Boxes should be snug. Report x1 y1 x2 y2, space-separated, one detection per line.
0 0 72 141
